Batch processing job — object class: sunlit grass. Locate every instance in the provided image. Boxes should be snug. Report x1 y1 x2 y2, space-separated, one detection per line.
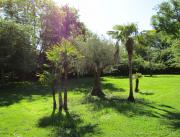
0 75 180 137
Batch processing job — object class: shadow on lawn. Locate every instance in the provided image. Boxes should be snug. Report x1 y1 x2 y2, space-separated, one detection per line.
161 111 180 130
103 83 125 92
82 96 161 118
0 77 124 106
38 111 100 137
0 82 50 106
69 77 125 93
138 91 154 95
82 95 180 130
0 78 92 106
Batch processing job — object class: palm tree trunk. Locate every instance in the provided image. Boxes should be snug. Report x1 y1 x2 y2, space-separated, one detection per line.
51 81 57 110
127 56 135 102
58 89 63 112
91 68 104 97
135 78 139 92
63 70 68 111
57 73 63 112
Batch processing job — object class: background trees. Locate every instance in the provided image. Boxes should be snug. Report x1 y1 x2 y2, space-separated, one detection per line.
151 0 180 69
151 0 180 38
0 20 36 82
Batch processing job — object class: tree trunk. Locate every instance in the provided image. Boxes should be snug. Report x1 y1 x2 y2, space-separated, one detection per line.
51 81 57 110
135 78 139 92
127 56 135 102
63 70 68 111
91 68 104 97
58 82 63 112
57 73 63 112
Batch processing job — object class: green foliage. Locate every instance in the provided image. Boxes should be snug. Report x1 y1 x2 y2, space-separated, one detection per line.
38 70 55 85
81 35 115 72
46 39 83 74
108 23 138 43
0 0 50 48
172 39 180 67
151 0 180 38
151 0 180 69
135 30 172 70
0 19 37 80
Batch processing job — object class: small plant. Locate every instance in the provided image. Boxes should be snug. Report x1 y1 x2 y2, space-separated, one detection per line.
133 73 142 92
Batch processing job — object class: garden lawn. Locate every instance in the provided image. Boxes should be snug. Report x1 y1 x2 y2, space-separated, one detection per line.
0 75 180 137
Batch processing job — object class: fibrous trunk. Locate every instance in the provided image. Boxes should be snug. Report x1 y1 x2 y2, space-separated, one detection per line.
91 68 104 97
126 38 135 102
63 70 68 111
51 81 57 110
135 78 139 92
127 55 135 102
58 89 63 112
58 74 63 112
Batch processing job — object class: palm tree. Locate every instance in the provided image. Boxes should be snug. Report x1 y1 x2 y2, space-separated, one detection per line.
109 23 138 102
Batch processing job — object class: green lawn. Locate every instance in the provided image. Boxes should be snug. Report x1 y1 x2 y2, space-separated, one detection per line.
0 75 180 137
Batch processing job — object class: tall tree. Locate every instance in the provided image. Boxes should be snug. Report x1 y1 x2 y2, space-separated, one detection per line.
111 23 138 102
81 35 115 97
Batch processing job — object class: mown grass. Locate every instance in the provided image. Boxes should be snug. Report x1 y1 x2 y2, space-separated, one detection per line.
0 75 180 137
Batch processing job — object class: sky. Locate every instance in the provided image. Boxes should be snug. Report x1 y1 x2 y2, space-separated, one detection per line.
54 0 164 36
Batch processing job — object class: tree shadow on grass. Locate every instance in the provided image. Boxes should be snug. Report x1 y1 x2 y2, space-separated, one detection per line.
38 111 100 137
82 96 161 118
82 95 180 130
103 83 125 92
0 82 50 106
68 78 93 94
68 77 125 94
0 77 124 107
138 91 154 95
160 111 180 130
159 104 175 109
